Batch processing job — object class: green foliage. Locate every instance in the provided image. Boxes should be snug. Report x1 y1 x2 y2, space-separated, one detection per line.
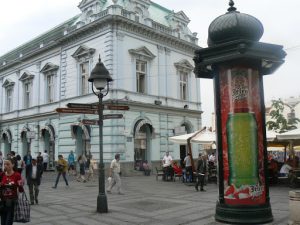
266 99 300 133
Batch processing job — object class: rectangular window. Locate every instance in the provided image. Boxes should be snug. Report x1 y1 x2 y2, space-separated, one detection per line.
6 89 13 112
80 62 89 95
179 72 188 100
24 82 32 108
136 60 147 93
47 75 54 103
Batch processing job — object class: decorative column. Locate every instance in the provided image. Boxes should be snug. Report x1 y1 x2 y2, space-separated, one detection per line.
194 1 286 224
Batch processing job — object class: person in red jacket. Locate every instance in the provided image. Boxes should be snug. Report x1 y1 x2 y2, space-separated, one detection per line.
1 159 24 225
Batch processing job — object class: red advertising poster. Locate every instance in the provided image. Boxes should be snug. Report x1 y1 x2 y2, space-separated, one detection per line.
219 66 266 205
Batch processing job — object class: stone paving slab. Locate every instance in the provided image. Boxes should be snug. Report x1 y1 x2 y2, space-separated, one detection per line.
13 171 294 225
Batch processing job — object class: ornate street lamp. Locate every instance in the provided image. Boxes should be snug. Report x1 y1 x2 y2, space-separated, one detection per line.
88 55 113 213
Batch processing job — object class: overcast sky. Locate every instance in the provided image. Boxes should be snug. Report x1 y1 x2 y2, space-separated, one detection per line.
1 0 300 127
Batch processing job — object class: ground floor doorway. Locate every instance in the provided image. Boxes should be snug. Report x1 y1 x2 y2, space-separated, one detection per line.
134 120 153 170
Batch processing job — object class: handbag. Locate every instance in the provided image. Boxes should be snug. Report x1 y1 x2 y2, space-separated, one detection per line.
56 164 64 172
14 192 30 223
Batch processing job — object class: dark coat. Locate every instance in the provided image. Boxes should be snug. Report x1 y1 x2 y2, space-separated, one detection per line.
26 164 43 185
197 158 207 174
23 155 32 166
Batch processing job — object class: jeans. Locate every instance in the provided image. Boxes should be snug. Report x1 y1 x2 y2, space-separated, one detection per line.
195 174 205 190
1 200 16 225
54 172 68 187
186 166 193 182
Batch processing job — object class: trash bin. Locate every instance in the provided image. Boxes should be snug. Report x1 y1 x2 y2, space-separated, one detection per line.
289 190 300 225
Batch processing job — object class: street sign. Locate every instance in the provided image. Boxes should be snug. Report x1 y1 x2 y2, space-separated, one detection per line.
56 108 98 114
82 119 99 125
66 103 129 111
66 103 98 109
81 114 123 125
105 105 129 110
103 114 123 119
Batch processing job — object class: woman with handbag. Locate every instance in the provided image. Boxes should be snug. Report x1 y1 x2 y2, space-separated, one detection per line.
1 159 24 225
52 155 69 189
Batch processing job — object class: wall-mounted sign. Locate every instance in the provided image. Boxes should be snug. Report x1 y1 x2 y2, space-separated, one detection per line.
27 131 36 139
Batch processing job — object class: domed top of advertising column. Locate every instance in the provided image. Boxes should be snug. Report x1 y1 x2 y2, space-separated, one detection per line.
194 0 286 79
208 0 264 46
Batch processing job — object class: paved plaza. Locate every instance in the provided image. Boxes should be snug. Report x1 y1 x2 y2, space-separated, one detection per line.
16 172 293 225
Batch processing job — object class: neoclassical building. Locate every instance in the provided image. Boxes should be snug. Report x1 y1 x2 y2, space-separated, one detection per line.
0 0 202 172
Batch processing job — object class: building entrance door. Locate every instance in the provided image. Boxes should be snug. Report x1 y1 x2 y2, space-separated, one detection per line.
134 123 152 170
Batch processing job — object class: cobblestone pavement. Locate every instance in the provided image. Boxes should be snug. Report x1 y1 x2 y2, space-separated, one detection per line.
15 171 292 225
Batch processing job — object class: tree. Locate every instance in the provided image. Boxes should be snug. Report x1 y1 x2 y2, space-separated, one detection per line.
266 99 300 133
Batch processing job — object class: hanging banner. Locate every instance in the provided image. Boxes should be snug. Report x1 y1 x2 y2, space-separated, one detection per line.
219 66 266 205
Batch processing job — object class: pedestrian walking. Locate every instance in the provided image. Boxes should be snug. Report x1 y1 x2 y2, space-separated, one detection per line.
52 155 69 188
26 158 43 205
87 155 96 181
10 151 18 172
184 153 193 182
76 155 86 182
1 159 24 225
16 154 25 175
41 150 49 171
67 150 76 176
107 153 124 194
23 151 32 177
195 153 207 192
36 152 43 167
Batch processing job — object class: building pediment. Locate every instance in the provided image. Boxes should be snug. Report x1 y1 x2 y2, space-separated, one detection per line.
2 78 15 88
78 0 106 14
128 46 156 60
175 11 190 23
72 45 95 60
174 59 194 72
166 10 190 27
19 72 34 81
40 63 59 73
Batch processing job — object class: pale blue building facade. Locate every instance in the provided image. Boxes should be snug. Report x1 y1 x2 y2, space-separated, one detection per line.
0 0 202 173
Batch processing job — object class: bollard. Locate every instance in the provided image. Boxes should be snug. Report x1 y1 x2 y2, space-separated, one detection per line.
289 191 300 225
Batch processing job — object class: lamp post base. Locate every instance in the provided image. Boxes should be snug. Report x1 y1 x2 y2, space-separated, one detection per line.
97 193 108 213
215 201 273 224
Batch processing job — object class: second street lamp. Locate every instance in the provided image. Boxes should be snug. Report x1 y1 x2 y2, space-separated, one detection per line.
88 56 113 213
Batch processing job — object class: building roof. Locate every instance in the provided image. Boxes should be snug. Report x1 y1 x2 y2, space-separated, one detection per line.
0 0 196 71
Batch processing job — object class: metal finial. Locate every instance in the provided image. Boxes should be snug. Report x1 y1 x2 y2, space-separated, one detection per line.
227 0 237 12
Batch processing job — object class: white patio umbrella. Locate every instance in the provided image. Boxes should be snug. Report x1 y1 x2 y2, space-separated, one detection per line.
170 129 276 145
190 130 216 145
266 130 278 142
168 131 198 144
276 128 300 141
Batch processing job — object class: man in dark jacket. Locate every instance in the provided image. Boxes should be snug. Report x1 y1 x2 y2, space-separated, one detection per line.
27 158 43 205
195 153 207 192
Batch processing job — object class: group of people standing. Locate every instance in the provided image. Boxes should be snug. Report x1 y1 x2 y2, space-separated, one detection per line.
161 151 208 192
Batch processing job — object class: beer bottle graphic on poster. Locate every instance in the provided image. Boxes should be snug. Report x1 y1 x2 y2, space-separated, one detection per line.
226 69 259 188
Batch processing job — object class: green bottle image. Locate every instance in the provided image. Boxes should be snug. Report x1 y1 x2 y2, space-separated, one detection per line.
226 68 259 188
227 111 259 188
